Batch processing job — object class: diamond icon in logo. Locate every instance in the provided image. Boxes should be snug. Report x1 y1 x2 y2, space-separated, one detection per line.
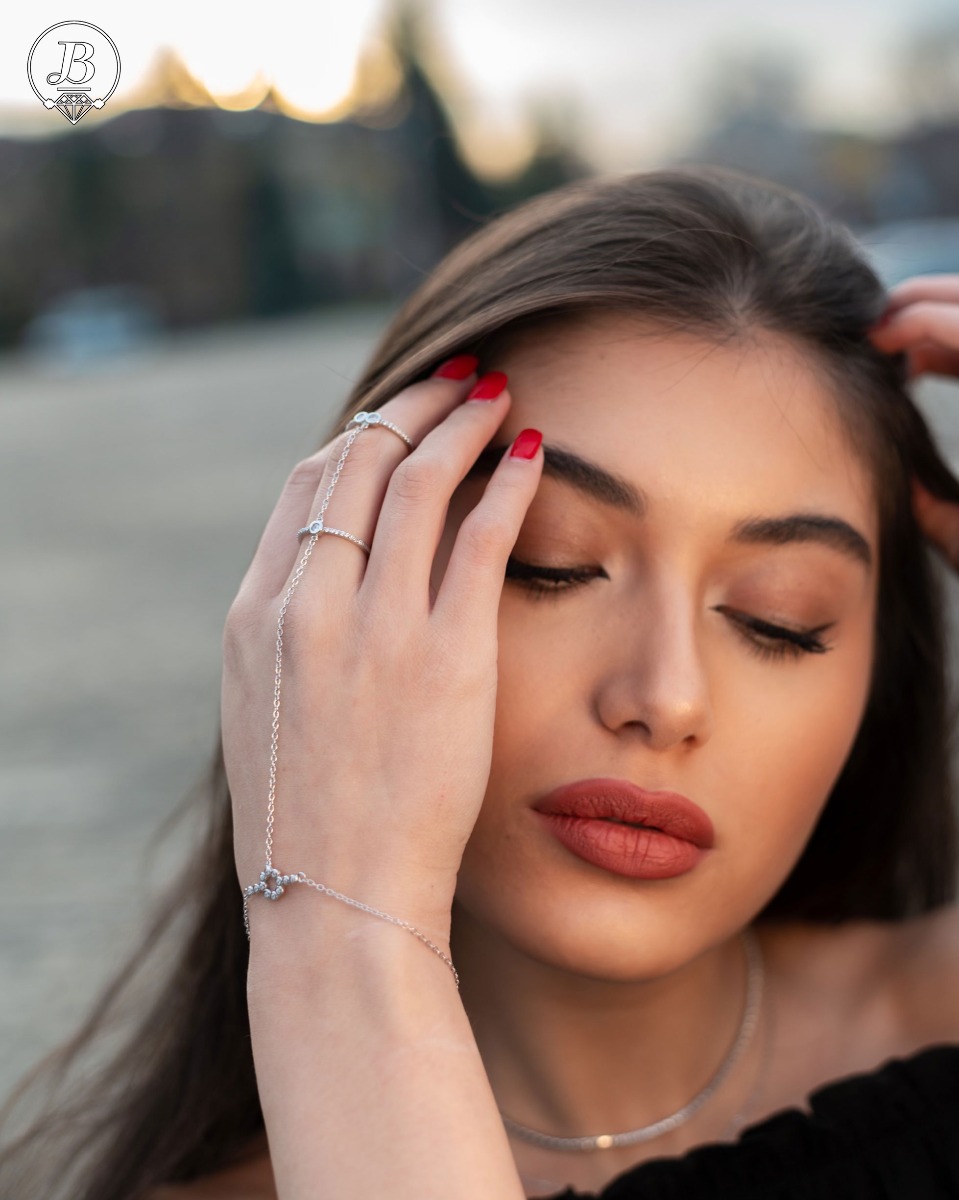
54 92 92 124
28 22 121 124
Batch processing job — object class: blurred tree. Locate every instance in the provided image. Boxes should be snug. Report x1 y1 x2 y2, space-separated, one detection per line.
245 144 308 317
377 0 497 237
0 0 591 346
486 92 592 211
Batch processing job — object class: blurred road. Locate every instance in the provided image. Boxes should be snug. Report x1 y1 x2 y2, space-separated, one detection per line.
2 307 959 1106
0 304 394 1106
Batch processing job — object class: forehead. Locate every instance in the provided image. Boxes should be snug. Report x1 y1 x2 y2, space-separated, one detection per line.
490 312 879 549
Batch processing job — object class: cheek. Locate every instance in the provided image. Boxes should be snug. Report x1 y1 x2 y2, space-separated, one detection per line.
452 595 878 968
719 624 875 888
465 569 876 893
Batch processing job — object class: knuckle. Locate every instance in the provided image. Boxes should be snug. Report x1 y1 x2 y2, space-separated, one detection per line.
286 455 324 493
330 427 399 478
458 508 510 564
389 453 445 504
222 596 262 663
224 586 255 630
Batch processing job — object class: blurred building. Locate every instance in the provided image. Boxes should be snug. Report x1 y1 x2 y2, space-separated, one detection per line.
3 6 958 350
0 4 586 348
682 44 959 229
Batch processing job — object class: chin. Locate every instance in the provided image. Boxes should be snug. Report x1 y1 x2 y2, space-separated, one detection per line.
453 880 743 983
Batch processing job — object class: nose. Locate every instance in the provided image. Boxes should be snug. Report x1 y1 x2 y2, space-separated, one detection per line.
593 583 715 750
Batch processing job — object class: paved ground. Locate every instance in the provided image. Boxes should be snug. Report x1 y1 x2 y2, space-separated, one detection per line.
2 308 959 1107
0 303 394 1106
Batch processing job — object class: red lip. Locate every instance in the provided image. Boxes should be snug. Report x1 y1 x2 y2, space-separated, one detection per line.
532 777 714 879
533 777 715 848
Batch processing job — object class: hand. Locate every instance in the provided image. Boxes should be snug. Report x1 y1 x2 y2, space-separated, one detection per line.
910 477 959 573
869 276 959 571
868 273 959 378
220 358 543 940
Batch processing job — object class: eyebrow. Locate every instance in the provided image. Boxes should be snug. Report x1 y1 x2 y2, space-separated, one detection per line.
465 441 873 570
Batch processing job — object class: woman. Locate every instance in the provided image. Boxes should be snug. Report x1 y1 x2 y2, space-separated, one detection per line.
2 167 959 1199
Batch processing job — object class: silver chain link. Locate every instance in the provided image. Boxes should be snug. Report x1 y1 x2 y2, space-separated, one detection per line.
241 416 460 990
265 422 362 868
238 408 764 1154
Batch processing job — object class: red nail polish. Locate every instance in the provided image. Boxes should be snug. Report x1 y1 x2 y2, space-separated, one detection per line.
466 371 508 401
510 428 542 459
433 354 479 380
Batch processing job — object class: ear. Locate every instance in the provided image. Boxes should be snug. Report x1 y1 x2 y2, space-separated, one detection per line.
910 478 959 573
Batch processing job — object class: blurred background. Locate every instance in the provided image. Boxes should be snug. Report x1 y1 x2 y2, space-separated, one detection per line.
3 0 959 1105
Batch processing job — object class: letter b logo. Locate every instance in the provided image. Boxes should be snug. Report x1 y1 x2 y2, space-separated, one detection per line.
28 22 120 124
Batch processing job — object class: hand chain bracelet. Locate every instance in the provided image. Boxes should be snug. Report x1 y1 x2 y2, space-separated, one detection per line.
241 411 460 990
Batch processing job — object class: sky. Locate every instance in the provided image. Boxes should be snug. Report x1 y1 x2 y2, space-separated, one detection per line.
3 0 958 172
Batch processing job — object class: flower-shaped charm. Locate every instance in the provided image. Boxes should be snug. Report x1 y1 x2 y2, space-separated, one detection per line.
244 866 302 902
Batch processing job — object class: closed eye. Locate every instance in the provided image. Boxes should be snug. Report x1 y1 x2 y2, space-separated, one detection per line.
713 607 835 661
504 556 603 594
503 557 835 661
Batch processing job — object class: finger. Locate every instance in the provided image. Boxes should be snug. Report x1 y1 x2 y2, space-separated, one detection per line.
290 358 483 604
869 301 959 358
882 275 959 315
357 373 517 614
237 444 331 602
905 343 959 379
433 427 544 635
241 354 479 605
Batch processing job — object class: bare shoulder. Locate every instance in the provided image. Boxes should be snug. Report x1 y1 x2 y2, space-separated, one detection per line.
759 906 959 1047
882 902 959 1043
747 911 958 1111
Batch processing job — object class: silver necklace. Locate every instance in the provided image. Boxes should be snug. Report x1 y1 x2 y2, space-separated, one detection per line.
718 943 775 1142
502 926 764 1154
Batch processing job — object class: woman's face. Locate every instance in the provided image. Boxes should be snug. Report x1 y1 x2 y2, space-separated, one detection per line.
435 313 880 979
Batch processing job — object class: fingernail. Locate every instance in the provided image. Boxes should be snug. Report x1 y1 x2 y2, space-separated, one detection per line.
432 354 479 380
509 428 542 459
466 371 508 401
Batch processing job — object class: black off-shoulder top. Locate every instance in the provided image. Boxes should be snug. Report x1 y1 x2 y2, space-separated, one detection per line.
545 1043 959 1199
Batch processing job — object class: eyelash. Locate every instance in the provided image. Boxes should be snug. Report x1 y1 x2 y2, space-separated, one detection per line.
503 557 834 662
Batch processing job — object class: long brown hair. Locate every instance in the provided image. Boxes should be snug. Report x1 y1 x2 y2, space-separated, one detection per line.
3 165 958 1198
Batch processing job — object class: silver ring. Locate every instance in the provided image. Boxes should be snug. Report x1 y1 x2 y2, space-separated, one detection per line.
346 410 414 448
296 520 371 554
293 412 412 547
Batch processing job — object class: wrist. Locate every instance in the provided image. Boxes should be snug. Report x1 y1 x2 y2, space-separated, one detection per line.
246 879 455 987
247 908 460 1028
